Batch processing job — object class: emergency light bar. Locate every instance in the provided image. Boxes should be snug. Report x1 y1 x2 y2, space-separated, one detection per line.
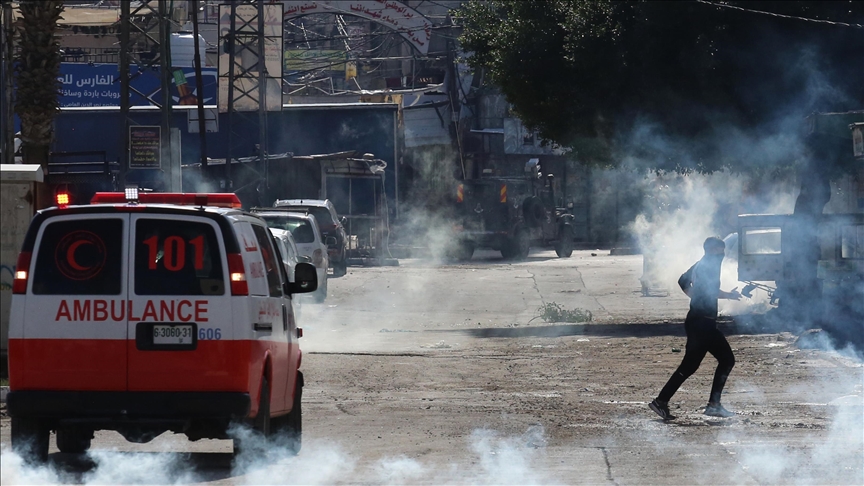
91 192 243 208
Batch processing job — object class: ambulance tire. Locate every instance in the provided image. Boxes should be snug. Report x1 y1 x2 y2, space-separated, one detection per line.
56 428 92 454
277 373 303 455
11 417 49 463
253 376 272 438
555 225 574 258
234 376 272 456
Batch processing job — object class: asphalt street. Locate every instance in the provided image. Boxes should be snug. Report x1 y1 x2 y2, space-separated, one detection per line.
1 249 862 485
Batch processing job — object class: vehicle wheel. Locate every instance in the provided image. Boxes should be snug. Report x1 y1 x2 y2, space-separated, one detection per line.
11 417 50 463
451 241 474 262
314 276 328 303
253 376 272 437
56 428 92 454
333 260 347 278
555 225 574 258
234 376 271 456
505 229 530 260
274 371 302 455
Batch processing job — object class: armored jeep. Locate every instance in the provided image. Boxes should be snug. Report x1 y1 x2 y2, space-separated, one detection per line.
449 167 576 261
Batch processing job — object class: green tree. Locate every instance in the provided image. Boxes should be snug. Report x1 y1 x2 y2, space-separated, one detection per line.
458 0 863 172
14 0 63 208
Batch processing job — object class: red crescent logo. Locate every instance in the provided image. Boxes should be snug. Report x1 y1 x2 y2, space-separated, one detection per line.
66 240 93 271
55 230 107 280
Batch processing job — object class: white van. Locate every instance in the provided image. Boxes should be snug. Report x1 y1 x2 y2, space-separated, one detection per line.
252 210 330 303
7 192 317 462
269 227 305 284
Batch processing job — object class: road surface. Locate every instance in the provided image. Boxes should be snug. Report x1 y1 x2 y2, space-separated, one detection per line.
2 249 862 485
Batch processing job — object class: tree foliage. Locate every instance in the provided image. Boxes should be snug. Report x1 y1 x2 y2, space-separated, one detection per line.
14 0 64 163
458 1 863 171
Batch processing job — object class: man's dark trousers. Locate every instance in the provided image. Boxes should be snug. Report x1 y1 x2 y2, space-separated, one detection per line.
658 311 735 404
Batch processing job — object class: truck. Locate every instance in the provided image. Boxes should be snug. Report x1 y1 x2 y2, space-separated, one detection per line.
449 161 576 260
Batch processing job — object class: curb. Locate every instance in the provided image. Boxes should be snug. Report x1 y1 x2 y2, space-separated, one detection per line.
0 386 8 403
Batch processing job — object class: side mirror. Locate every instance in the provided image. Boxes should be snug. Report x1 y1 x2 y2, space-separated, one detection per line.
288 262 318 294
340 216 347 225
325 236 337 247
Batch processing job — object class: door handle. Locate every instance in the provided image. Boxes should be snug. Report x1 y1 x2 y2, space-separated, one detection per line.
254 323 272 332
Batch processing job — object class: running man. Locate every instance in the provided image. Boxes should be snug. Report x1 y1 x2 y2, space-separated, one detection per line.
650 236 742 420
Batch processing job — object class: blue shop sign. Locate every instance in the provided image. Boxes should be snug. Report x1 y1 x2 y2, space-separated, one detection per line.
58 63 217 107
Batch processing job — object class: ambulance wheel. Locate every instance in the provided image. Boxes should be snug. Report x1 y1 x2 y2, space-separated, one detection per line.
56 428 92 454
555 225 574 258
11 417 49 463
275 372 303 455
234 376 272 456
253 377 272 437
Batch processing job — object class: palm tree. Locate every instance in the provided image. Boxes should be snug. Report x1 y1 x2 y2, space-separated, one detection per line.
14 0 63 208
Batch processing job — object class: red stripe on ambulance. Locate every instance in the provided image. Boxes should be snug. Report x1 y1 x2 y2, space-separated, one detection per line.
54 299 210 322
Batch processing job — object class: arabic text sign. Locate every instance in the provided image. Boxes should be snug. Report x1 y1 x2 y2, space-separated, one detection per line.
129 126 161 169
57 63 218 108
281 1 432 55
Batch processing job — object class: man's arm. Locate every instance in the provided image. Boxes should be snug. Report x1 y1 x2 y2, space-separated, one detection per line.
719 287 742 300
678 264 695 296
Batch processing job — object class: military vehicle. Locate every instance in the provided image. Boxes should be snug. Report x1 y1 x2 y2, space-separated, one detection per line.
449 161 576 260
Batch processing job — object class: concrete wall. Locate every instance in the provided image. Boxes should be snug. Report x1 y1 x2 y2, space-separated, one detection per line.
1 182 33 377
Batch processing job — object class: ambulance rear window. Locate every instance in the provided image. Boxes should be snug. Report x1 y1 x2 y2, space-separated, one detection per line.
134 219 224 295
32 219 123 295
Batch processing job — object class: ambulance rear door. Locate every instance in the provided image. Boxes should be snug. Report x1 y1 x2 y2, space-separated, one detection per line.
16 213 129 391
126 214 235 392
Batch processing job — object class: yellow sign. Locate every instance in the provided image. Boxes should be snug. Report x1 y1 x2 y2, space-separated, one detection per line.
284 50 346 72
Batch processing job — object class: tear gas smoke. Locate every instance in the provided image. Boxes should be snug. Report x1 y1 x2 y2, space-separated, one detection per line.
629 169 796 312
1 425 556 485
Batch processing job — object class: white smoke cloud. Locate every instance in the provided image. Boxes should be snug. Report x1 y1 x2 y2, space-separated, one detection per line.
1 426 556 486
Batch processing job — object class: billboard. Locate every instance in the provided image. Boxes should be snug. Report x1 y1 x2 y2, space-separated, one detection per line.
58 63 218 108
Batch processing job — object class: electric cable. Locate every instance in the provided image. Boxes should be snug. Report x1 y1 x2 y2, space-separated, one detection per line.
694 0 864 29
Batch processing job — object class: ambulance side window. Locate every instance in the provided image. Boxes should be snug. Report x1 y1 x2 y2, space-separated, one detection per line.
134 219 224 295
251 224 283 297
32 219 123 295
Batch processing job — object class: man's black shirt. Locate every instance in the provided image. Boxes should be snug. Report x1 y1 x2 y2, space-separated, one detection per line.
678 255 723 319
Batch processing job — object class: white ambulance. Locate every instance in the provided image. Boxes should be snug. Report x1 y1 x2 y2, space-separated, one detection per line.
7 191 317 462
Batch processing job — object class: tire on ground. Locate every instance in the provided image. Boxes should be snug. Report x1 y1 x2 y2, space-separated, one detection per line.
11 417 50 463
503 228 530 260
273 371 303 455
56 428 92 454
555 225 574 258
234 376 271 456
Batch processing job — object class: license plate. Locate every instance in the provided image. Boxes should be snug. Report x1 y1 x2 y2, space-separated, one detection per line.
152 324 194 345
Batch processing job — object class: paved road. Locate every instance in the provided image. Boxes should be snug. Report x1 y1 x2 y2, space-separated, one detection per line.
2 250 862 485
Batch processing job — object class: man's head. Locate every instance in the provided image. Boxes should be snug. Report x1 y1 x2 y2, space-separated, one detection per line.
703 236 726 256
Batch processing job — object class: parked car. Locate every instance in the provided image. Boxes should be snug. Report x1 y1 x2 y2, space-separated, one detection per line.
270 228 303 284
254 210 330 303
273 199 349 277
7 192 317 462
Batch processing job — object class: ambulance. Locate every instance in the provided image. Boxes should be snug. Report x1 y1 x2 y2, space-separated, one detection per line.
6 191 317 462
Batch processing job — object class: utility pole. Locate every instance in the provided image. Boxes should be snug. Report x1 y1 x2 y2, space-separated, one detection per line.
118 0 175 190
219 0 282 198
158 0 173 190
191 0 208 168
